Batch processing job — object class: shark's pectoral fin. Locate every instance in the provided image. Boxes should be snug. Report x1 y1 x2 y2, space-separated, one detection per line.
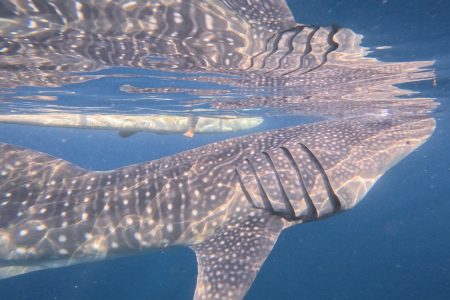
191 211 284 300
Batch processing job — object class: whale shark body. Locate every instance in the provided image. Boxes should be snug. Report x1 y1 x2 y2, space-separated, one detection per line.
0 115 435 299
0 0 438 299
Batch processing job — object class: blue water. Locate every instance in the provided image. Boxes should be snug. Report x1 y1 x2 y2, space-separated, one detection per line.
0 0 449 299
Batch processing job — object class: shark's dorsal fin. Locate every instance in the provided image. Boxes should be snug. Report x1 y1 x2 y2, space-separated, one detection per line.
0 143 88 177
0 143 88 187
191 210 283 300
0 265 43 280
0 143 88 229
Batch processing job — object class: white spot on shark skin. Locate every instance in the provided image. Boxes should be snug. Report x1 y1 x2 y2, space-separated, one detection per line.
36 224 46 231
173 12 183 24
58 249 69 255
126 217 133 225
16 247 27 255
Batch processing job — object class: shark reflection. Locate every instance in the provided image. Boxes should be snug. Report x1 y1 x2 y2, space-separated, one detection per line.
0 0 436 119
0 0 438 300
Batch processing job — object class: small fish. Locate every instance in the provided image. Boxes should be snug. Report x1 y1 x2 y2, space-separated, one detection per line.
0 113 263 136
0 115 435 299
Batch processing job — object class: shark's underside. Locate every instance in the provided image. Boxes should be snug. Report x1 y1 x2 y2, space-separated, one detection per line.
0 115 435 299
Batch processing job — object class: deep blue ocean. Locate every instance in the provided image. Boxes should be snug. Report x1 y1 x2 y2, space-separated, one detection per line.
0 0 449 299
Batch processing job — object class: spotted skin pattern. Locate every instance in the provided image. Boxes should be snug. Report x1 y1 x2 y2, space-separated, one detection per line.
0 115 434 299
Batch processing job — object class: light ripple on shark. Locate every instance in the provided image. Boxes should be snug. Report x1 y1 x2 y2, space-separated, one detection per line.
0 115 435 299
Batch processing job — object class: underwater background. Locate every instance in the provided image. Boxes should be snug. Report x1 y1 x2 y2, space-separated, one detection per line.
0 0 449 299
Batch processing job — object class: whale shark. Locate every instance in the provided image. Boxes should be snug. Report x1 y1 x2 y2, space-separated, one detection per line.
0 115 435 299
0 0 439 299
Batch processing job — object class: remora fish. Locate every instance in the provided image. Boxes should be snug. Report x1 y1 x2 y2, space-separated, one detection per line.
0 115 435 299
0 113 263 137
